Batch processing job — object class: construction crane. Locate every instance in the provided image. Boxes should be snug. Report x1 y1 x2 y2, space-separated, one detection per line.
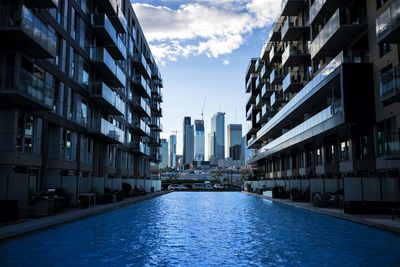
201 96 206 121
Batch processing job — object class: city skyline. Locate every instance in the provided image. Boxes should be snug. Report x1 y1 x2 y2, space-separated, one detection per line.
132 0 282 156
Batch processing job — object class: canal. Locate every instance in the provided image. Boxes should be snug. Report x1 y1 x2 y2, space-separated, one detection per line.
0 192 399 266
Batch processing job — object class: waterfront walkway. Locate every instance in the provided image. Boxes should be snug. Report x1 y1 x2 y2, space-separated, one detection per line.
244 192 400 234
0 191 169 241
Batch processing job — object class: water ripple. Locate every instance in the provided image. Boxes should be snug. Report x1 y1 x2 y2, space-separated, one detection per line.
0 192 400 266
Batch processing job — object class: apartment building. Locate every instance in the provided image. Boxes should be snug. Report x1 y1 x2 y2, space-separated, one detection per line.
245 0 399 213
0 0 163 217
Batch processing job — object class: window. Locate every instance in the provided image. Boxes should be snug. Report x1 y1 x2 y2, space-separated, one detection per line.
340 139 350 162
69 48 76 79
326 144 336 164
16 113 35 153
356 135 369 159
379 43 391 57
62 129 72 160
315 146 323 165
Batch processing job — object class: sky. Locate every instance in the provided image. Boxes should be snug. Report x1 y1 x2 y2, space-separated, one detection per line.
130 0 281 156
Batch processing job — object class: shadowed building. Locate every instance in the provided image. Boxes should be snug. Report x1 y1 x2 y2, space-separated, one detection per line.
210 112 225 162
0 0 163 218
194 119 205 162
245 0 400 213
227 124 242 161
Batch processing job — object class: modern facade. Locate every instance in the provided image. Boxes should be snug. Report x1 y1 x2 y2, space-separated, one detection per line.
183 116 194 165
210 112 225 162
159 138 168 169
245 0 400 213
0 0 163 218
194 119 205 162
168 134 177 168
227 124 242 161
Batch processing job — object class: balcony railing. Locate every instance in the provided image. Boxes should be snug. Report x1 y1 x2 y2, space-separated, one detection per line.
67 107 90 127
28 0 59 8
134 74 151 98
0 5 56 58
91 13 117 46
93 118 124 143
282 43 309 67
270 69 284 85
97 0 118 16
91 82 125 115
257 102 342 158
255 52 344 143
132 53 151 79
309 0 338 25
0 67 54 110
281 0 304 16
380 65 400 104
283 71 308 93
376 0 400 43
269 45 283 64
109 8 127 33
310 8 366 60
90 47 125 87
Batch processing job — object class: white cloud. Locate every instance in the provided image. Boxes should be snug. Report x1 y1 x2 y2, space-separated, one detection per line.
132 0 281 64
222 59 230 65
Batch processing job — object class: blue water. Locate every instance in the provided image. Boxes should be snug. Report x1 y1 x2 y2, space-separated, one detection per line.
0 192 399 266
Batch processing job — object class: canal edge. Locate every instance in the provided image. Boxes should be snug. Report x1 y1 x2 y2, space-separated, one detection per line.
0 191 171 242
242 191 400 235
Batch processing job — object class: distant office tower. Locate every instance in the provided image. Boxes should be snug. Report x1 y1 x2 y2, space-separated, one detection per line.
159 139 169 168
169 135 177 168
194 120 205 162
210 112 225 161
183 117 194 165
208 132 215 161
227 124 242 160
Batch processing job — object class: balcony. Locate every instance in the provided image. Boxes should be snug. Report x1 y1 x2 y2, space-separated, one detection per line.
245 73 257 93
250 102 344 163
377 129 400 159
107 35 127 60
91 14 117 46
132 119 151 137
255 94 263 108
109 9 127 33
309 0 339 25
282 43 310 67
130 141 150 156
310 9 366 60
97 0 118 16
282 17 308 42
133 74 151 98
91 118 124 144
281 0 304 16
268 21 282 42
67 107 90 127
246 104 256 121
255 75 265 90
271 91 284 108
380 65 400 105
261 83 274 98
261 64 272 79
376 0 400 43
132 96 151 118
0 67 53 110
0 5 56 58
283 71 308 93
90 82 125 115
90 47 125 88
27 0 59 8
270 69 284 85
255 58 263 73
132 53 151 79
269 45 283 64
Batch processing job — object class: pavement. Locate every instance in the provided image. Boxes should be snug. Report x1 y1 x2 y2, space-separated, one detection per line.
0 191 169 241
244 191 400 234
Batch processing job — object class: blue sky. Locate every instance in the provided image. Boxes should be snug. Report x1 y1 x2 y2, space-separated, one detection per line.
131 0 280 155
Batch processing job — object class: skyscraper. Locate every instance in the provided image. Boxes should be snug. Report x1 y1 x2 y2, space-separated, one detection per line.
183 116 194 165
194 120 205 162
227 124 242 160
169 135 177 168
159 139 169 169
210 112 225 161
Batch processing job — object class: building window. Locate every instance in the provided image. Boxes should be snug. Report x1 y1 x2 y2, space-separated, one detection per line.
356 135 369 159
376 0 388 10
326 144 336 164
379 43 391 57
16 113 34 153
62 129 72 160
315 146 323 165
340 140 350 162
